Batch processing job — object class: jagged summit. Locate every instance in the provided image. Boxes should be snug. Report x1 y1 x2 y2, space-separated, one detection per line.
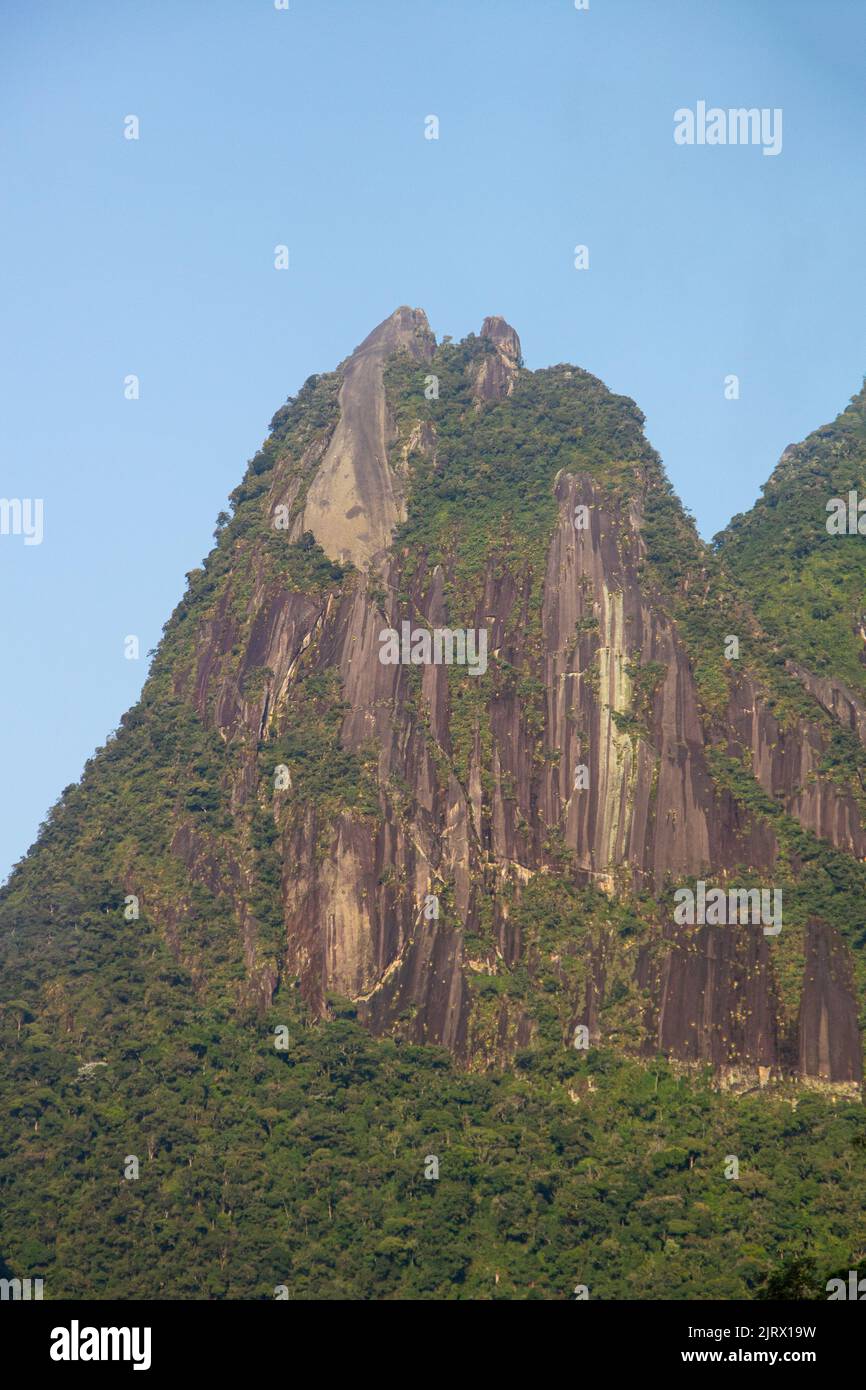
348 304 522 354
474 314 521 404
349 305 435 360
292 307 526 567
479 314 521 359
293 306 435 569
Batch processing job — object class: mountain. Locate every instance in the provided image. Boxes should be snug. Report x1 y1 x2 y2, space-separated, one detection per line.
717 380 866 717
2 309 866 1300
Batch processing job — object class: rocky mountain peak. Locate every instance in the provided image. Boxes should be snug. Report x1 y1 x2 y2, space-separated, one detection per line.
473 314 521 404
350 304 436 362
292 307 434 571
479 314 521 361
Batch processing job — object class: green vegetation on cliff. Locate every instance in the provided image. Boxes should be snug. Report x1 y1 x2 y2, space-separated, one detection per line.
717 382 866 699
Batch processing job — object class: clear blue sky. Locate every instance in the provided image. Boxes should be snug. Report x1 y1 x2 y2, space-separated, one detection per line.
1 0 865 882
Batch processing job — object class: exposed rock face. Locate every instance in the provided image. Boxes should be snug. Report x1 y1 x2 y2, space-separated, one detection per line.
190 578 323 744
473 316 521 403
293 306 434 568
798 920 862 1085
636 921 780 1071
787 661 866 745
727 674 866 857
42 306 865 1089
175 303 864 1086
538 474 771 890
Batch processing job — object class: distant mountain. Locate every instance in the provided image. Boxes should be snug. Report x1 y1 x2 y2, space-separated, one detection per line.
717 380 866 709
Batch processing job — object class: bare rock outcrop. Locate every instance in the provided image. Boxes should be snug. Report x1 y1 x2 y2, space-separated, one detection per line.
167 308 865 1087
472 315 521 403
293 306 434 568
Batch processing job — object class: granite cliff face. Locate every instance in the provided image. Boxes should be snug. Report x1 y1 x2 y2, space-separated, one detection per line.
291 306 435 569
5 309 866 1093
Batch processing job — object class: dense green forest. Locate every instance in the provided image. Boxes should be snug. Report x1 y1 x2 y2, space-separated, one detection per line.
3 987 866 1300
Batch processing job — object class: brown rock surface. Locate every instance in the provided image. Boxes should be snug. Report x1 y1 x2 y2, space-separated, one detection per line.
165 309 864 1086
294 306 434 568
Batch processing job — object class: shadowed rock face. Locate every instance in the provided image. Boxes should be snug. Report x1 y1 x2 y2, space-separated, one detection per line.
727 675 866 858
787 661 866 744
162 308 865 1085
636 921 780 1071
798 920 862 1084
